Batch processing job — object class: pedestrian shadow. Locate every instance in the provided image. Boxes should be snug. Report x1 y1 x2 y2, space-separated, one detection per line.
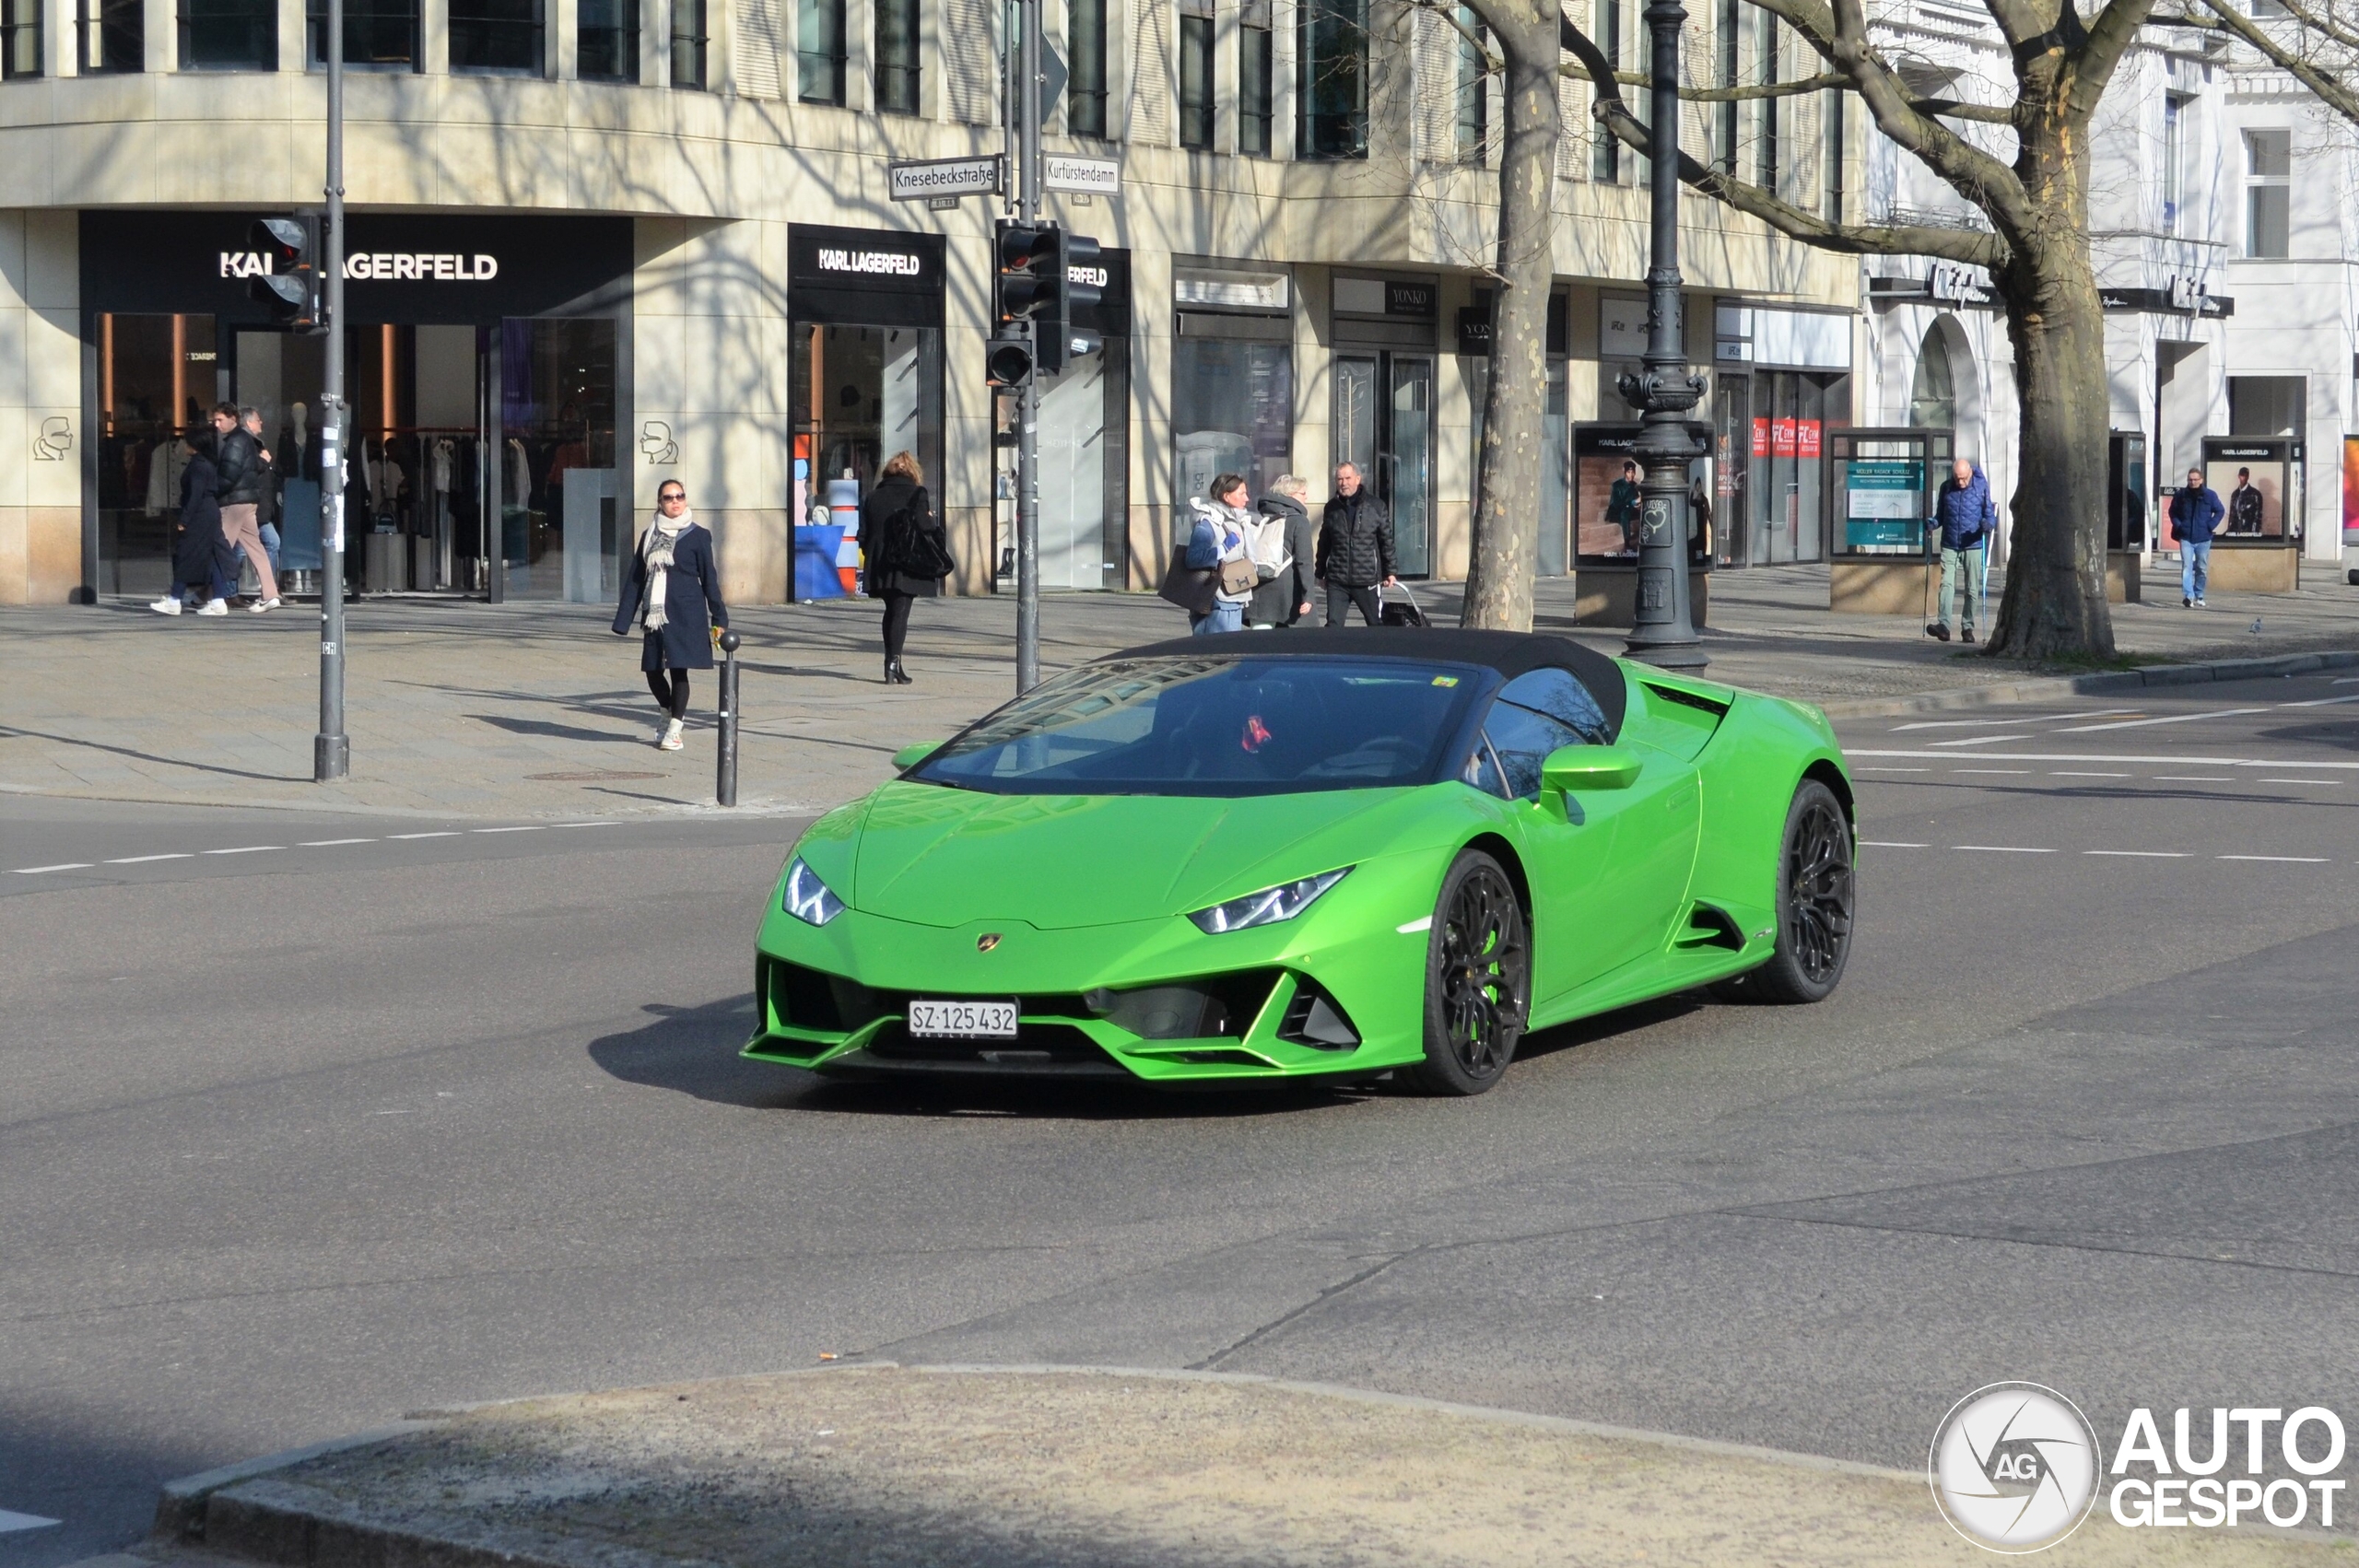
468 712 644 744
586 997 802 1109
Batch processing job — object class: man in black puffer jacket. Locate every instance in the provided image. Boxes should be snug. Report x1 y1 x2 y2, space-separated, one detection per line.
1316 462 1396 626
210 402 279 610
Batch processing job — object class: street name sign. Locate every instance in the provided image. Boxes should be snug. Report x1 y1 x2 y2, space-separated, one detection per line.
889 157 1002 203
1044 156 1121 196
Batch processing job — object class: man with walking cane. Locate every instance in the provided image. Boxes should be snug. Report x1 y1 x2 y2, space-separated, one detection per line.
1925 457 1995 645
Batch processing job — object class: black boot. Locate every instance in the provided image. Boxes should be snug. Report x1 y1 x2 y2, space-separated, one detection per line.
887 658 913 685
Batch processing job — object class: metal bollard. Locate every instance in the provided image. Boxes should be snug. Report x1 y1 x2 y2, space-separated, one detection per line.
716 629 741 807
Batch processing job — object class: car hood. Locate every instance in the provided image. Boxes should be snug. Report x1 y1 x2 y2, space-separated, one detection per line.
851 783 1409 929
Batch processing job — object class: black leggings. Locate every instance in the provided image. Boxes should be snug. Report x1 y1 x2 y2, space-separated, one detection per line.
647 668 691 720
881 591 915 660
1326 582 1381 627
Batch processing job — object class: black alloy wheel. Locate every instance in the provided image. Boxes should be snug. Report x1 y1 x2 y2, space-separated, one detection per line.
1411 849 1532 1095
1717 778 1854 1004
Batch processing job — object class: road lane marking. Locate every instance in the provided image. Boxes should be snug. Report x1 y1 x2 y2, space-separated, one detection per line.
1849 749 2359 769
202 845 284 856
2050 771 2130 778
2280 694 2359 708
2257 778 2338 787
2218 854 2330 863
1954 846 2056 853
1954 768 2031 775
2054 707 2271 732
1929 735 2034 747
2083 850 2189 858
0 1511 61 1532
13 863 94 874
1856 766 1930 772
299 838 376 846
553 821 619 827
105 853 191 863
389 831 461 839
472 825 545 834
1860 840 1929 848
2154 776 2233 782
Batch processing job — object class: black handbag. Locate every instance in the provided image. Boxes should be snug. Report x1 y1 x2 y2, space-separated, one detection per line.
1158 551 1220 614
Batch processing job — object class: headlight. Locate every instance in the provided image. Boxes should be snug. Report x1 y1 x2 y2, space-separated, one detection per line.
781 857 847 926
1188 868 1351 934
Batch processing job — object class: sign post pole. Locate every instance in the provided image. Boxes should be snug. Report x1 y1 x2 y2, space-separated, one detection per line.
1014 0 1043 694
315 0 350 781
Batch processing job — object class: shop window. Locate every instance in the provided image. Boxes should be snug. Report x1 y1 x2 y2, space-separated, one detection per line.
1453 6 1486 166
308 0 420 67
798 0 844 102
2244 127 2289 258
500 318 620 602
95 313 218 597
181 0 276 68
1297 0 1367 159
578 0 638 79
3 0 40 77
669 0 704 87
1179 6 1214 150
1067 0 1107 136
450 0 543 72
79 0 141 71
1173 336 1293 510
874 0 919 113
1238 1 1273 155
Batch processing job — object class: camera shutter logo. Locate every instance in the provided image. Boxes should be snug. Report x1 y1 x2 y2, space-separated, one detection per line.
1930 1383 2102 1552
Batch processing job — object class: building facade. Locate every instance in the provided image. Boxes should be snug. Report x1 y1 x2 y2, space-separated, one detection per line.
0 0 1860 607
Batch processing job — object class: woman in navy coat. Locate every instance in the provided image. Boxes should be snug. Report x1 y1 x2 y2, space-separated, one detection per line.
613 480 729 751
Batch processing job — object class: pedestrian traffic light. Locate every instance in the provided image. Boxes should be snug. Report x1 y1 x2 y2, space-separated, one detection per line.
249 215 323 332
994 219 1059 324
986 327 1034 389
1039 231 1104 377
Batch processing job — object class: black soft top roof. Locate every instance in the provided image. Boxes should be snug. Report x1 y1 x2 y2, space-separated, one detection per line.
1108 627 1628 735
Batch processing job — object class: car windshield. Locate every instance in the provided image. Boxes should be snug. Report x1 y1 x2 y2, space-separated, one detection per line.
910 656 1495 797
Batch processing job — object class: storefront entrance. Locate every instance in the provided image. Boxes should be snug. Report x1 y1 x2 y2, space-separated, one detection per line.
81 212 632 603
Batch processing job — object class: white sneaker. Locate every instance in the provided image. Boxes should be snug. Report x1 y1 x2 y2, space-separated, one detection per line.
148 596 182 615
249 596 280 613
658 720 685 752
195 598 229 616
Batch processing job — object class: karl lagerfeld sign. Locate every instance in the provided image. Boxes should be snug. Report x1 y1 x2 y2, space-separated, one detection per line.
219 249 502 282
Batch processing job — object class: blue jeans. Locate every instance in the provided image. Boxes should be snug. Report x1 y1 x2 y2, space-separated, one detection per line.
2181 540 2211 602
259 521 281 576
1190 601 1244 635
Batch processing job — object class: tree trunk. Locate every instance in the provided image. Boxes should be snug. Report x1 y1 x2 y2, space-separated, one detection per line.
1983 94 2116 660
1461 3 1560 631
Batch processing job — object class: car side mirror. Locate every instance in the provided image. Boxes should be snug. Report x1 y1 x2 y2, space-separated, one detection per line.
1542 744 1641 793
891 741 942 771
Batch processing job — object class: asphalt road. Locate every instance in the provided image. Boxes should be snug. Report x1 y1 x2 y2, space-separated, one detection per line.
4 672 2355 1563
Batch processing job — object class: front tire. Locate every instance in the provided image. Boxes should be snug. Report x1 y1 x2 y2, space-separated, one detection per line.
1716 778 1854 1004
1409 849 1531 1095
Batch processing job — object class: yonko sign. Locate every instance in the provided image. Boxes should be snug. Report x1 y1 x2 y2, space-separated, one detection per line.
1931 1386 2349 1552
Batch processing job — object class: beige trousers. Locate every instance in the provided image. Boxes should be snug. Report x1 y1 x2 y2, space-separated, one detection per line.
219 503 277 602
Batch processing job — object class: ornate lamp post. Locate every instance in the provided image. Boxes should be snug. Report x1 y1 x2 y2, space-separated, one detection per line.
1619 0 1708 670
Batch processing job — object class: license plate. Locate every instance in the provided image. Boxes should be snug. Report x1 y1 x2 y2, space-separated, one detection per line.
906 999 1018 1038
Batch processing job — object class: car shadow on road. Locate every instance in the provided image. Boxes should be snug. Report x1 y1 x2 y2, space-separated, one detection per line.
1514 991 1707 1066
586 997 800 1109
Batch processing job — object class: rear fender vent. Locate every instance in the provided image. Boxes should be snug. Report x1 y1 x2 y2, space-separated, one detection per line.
1677 904 1747 952
1277 979 1362 1051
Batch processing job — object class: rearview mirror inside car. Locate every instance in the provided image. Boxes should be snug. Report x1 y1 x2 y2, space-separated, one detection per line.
1542 744 1641 793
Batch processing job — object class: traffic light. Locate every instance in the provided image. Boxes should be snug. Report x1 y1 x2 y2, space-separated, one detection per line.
990 219 1061 388
1040 230 1104 377
249 215 323 332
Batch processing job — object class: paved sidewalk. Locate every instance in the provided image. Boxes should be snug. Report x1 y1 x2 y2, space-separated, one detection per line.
144 1367 2338 1568
5 568 2356 820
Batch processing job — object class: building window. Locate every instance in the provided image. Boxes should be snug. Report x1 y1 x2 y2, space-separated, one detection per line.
577 0 636 78
670 0 704 86
449 0 542 70
1716 0 1738 174
874 0 918 111
2 0 40 76
79 0 141 70
181 0 276 67
1756 16 1779 192
1454 6 1486 165
1909 324 1955 429
2244 126 2289 257
1239 0 1273 155
798 0 843 100
308 0 419 66
2162 93 2187 233
1067 0 1107 136
1591 0 1620 181
1823 89 1843 221
1297 0 1367 158
1179 5 1214 149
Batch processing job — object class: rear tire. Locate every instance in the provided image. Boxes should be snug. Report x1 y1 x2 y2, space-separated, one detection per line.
1408 849 1531 1095
1712 779 1854 1005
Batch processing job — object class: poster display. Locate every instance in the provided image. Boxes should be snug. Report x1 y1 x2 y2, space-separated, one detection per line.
1842 458 1925 552
1574 423 1711 565
2343 436 2359 545
2200 438 2299 544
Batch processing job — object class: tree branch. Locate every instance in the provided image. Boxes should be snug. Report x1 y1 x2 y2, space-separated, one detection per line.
1825 0 2036 233
2071 0 2165 120
2193 0 2359 117
1558 18 2012 265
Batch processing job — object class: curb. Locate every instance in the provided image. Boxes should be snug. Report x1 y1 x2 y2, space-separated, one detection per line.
1816 647 2359 720
147 1363 1924 1568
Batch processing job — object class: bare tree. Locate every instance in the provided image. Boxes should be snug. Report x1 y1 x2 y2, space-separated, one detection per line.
1567 0 2151 660
2164 0 2359 122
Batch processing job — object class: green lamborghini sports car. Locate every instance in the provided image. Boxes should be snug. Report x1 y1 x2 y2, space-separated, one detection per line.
745 627 1855 1095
